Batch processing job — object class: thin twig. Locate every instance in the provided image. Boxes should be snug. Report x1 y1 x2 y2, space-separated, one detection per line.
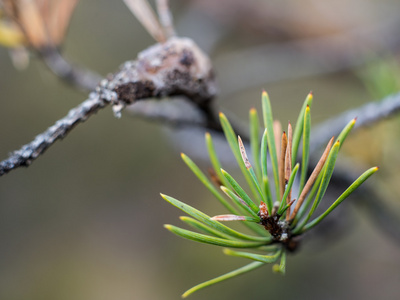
328 163 400 245
310 92 400 156
40 47 102 91
0 92 107 176
0 37 217 176
216 17 400 97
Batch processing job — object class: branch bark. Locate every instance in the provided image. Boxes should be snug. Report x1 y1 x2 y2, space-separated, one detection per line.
216 17 400 97
0 37 217 176
40 47 102 92
0 92 107 175
310 91 400 155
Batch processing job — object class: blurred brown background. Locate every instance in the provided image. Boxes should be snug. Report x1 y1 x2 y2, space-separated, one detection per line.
0 1 400 299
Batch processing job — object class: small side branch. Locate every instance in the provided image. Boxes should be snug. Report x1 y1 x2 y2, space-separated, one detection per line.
0 92 107 176
310 92 400 155
327 164 400 245
216 17 400 97
0 37 217 176
40 47 102 91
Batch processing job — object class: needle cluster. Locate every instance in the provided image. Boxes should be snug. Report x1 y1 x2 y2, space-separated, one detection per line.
162 91 378 297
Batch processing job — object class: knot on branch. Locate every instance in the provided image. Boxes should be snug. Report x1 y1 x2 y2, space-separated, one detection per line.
101 37 217 111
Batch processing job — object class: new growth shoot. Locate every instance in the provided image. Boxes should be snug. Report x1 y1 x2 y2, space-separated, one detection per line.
162 91 378 297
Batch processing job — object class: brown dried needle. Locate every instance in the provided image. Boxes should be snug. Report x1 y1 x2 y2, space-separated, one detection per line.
156 0 176 38
273 120 282 158
238 136 252 169
289 136 335 221
123 0 166 43
285 123 293 220
279 131 288 199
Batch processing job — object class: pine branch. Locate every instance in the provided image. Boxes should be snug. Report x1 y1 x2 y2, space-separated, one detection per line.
2 35 400 246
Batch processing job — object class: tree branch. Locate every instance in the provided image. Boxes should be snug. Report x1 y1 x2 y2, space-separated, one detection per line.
310 91 400 155
0 92 107 176
2 35 400 243
0 37 217 176
327 163 400 245
305 93 400 243
39 47 103 92
216 16 400 97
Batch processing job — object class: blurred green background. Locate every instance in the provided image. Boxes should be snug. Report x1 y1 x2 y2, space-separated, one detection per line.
0 1 400 299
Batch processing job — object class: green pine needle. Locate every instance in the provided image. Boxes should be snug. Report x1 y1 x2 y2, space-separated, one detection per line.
179 216 233 239
165 225 268 248
299 105 311 192
205 132 231 187
181 262 265 298
293 140 341 234
161 194 269 242
301 166 379 232
261 129 274 212
336 118 357 149
223 248 282 263
220 186 268 236
219 113 261 202
277 163 300 215
273 251 286 275
250 108 262 181
221 169 259 214
292 92 313 165
261 91 280 202
162 91 377 297
181 153 239 214
220 186 259 219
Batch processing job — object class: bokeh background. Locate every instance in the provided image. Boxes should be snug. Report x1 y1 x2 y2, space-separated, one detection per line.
1 1 400 299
